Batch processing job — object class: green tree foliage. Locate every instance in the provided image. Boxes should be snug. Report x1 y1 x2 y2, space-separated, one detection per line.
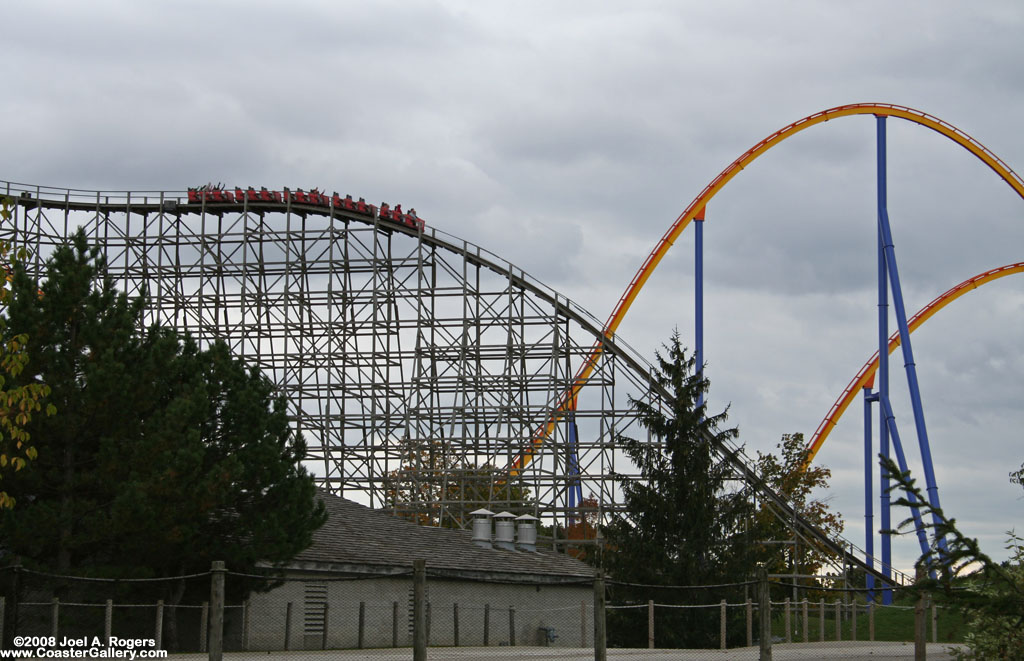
884 456 1024 659
602 332 754 648
0 198 55 508
0 231 325 597
384 438 533 527
753 433 844 585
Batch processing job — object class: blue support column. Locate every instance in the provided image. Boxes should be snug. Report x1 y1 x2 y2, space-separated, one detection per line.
567 410 582 525
876 115 947 582
864 387 876 604
878 395 933 562
695 211 705 410
877 212 947 543
877 116 893 603
875 150 947 557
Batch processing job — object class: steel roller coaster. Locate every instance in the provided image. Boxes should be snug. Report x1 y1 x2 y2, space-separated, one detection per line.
514 104 1024 476
1 104 1019 590
512 103 1024 598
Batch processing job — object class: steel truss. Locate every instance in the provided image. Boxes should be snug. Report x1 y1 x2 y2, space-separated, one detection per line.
0 182 667 531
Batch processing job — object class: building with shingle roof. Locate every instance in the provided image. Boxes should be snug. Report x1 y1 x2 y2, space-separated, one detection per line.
244 491 594 650
289 491 593 582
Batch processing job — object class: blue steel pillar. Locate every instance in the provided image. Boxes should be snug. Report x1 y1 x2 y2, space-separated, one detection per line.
875 116 947 593
567 409 582 526
878 395 932 559
863 387 876 604
877 116 893 603
875 117 947 558
695 207 705 409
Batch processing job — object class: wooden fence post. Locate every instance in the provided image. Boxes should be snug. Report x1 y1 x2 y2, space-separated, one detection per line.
648 599 654 649
720 599 727 650
784 598 791 643
199 602 208 653
154 600 164 650
241 600 249 652
851 602 857 641
104 599 113 644
594 571 607 661
758 568 771 661
931 602 938 643
209 561 225 661
915 567 927 661
745 598 752 648
413 559 426 661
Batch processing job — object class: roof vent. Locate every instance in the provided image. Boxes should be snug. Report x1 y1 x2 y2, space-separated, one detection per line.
470 508 494 549
493 511 516 551
515 514 539 552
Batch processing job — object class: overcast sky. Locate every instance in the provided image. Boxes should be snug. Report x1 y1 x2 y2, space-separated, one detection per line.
4 1 1023 570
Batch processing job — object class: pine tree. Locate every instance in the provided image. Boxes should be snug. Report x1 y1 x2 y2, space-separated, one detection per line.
0 231 326 646
602 332 754 648
885 456 1024 658
0 231 148 572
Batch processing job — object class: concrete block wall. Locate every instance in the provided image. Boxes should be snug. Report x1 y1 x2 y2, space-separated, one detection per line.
244 574 591 650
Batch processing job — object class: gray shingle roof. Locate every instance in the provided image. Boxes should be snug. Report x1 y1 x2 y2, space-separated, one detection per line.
291 492 594 583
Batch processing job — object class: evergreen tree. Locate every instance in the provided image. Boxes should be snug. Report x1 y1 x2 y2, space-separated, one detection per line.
602 332 754 648
885 456 1024 658
0 231 325 645
0 231 148 572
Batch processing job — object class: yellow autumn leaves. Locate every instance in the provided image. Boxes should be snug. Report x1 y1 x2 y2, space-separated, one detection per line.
0 196 56 508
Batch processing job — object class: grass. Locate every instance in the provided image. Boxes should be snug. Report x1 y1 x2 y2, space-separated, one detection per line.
768 593 967 644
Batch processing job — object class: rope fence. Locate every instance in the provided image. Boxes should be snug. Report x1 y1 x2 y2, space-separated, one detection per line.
0 563 945 659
